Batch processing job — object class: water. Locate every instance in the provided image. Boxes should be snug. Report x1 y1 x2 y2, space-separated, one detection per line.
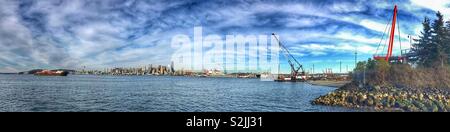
0 74 355 112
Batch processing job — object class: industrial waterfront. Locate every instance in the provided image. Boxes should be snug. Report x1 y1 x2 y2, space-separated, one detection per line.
2 0 450 113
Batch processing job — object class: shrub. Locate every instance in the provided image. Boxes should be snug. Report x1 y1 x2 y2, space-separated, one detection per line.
355 59 450 90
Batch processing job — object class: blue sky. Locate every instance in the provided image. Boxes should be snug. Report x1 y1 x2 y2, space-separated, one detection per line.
0 0 449 73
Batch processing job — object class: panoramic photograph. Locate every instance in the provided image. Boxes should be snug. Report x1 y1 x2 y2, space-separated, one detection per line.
1 0 450 114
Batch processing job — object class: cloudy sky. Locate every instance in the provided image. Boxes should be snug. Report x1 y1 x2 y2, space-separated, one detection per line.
0 0 449 73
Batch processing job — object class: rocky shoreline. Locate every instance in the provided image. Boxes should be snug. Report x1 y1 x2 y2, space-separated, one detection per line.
313 82 450 112
308 80 350 88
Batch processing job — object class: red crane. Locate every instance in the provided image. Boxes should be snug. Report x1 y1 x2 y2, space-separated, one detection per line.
373 5 405 62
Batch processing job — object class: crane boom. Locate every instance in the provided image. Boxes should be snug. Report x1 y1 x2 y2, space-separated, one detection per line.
373 4 405 63
386 5 398 61
272 33 305 80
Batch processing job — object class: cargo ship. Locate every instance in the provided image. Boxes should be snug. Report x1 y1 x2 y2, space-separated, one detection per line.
34 70 69 76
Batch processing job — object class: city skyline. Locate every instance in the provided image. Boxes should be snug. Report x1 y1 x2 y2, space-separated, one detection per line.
1 0 449 73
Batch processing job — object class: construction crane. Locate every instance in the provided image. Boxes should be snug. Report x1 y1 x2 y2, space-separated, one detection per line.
272 33 306 81
373 4 406 63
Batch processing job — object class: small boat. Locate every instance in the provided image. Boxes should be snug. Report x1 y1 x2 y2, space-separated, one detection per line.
34 70 68 76
260 73 275 81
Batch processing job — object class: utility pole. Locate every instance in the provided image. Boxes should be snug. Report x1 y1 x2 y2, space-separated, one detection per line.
346 65 348 73
354 47 357 70
312 64 315 74
355 47 358 86
363 63 366 88
405 34 414 56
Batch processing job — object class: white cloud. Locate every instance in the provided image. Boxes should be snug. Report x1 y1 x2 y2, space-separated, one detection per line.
411 0 450 19
284 17 328 28
0 0 74 72
293 42 376 57
0 0 438 72
335 31 380 44
310 51 328 56
328 1 367 13
360 19 389 33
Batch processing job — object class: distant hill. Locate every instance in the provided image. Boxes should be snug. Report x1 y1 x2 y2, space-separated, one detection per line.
0 73 18 74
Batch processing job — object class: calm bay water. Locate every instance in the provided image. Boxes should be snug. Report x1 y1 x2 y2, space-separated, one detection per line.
0 74 355 112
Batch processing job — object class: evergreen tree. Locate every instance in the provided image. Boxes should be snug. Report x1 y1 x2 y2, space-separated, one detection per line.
412 12 450 67
354 61 367 72
445 19 450 63
366 58 376 70
431 12 447 67
412 17 433 67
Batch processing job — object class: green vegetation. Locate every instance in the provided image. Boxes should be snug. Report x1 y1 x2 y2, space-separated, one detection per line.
353 61 450 89
411 11 450 68
313 12 450 112
353 11 450 89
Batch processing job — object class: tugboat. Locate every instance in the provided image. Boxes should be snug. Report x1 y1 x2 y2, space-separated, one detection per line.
34 70 69 76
